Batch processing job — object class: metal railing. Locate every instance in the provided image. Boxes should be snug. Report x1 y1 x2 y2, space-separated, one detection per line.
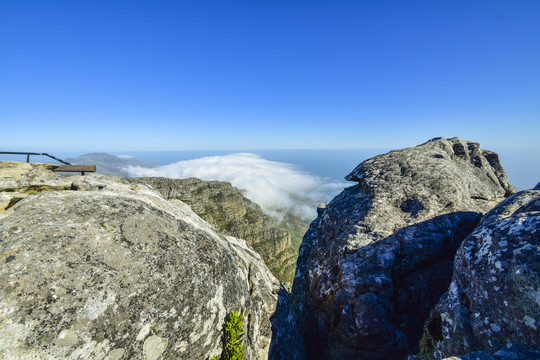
0 151 71 165
0 152 97 175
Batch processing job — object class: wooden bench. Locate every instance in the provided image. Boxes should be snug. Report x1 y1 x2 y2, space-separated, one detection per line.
0 152 97 175
52 165 97 175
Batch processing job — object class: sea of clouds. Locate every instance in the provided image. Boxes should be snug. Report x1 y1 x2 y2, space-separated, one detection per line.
125 153 348 222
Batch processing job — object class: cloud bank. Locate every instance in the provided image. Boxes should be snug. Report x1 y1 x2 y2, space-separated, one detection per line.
125 153 347 222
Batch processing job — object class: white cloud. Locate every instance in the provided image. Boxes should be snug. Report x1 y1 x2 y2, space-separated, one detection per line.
125 153 346 222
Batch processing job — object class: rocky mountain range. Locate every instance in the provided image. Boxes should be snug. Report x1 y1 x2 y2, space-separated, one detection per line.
0 137 538 359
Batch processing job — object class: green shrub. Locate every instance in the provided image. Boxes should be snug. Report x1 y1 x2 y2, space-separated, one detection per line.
211 310 245 360
224 310 244 360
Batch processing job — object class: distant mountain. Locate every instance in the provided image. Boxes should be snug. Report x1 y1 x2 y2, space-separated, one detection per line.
65 153 157 176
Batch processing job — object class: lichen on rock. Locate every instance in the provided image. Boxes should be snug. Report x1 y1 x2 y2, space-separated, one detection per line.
421 186 540 359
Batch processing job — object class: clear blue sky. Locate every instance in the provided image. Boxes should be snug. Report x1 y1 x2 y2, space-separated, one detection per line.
1 0 539 151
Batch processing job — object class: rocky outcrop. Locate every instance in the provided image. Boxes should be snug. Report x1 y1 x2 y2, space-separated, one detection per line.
130 177 299 284
421 186 540 359
291 137 516 360
0 161 302 359
0 162 73 212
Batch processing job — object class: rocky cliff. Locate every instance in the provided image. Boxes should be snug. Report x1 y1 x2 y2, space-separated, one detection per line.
0 161 303 359
291 137 517 360
129 177 299 284
421 183 540 359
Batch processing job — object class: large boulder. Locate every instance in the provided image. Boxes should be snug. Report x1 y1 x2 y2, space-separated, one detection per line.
421 185 540 358
0 161 302 359
291 137 516 359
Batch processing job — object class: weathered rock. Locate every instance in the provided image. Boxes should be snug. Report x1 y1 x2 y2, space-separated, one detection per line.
291 137 516 360
130 177 299 284
0 161 303 359
0 161 73 213
421 186 540 359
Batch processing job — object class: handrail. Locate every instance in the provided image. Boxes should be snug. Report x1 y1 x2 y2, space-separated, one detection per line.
0 151 72 165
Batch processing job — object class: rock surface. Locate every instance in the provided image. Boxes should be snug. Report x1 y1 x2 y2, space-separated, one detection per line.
0 161 302 359
421 186 540 359
0 161 73 213
130 177 299 284
291 137 516 360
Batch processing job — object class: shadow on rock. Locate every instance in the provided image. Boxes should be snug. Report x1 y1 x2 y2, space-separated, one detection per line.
269 286 306 360
295 210 482 360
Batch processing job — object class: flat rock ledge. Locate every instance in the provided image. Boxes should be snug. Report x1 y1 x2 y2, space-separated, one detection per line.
0 161 303 360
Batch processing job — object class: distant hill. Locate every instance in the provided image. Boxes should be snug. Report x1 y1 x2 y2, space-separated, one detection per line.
65 153 157 176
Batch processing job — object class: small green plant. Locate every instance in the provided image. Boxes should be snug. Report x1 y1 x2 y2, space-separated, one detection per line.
211 310 245 360
224 310 244 360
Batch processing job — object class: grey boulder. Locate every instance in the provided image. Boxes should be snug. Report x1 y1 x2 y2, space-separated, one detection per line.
291 137 516 360
0 162 300 359
421 186 540 358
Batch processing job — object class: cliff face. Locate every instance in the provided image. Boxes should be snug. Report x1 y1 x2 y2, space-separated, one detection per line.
0 162 303 360
291 137 517 360
130 177 299 284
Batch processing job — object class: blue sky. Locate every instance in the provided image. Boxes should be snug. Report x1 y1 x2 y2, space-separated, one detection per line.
1 0 539 152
